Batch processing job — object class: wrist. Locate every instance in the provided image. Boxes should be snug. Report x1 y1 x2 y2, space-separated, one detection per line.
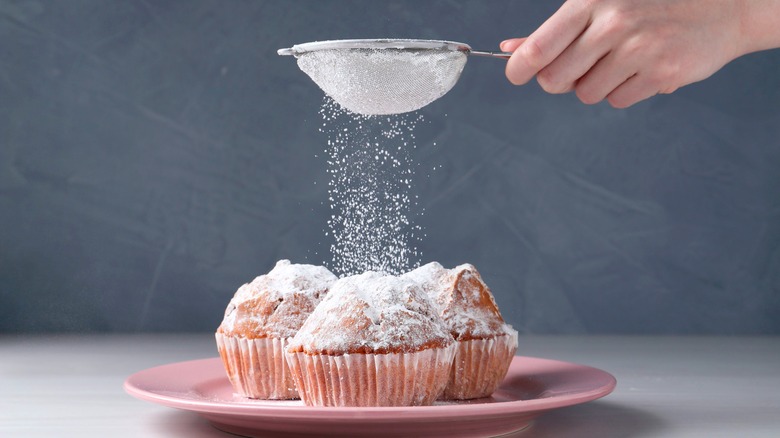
736 0 780 55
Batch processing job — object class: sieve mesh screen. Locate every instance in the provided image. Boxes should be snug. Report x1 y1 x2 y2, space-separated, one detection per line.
296 49 467 116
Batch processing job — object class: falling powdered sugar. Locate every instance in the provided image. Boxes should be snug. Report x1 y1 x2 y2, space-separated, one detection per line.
320 98 425 276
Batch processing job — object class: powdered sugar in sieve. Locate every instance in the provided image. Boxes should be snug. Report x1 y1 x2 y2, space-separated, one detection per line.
278 39 510 115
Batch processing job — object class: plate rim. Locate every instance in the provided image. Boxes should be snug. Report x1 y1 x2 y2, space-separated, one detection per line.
123 356 616 419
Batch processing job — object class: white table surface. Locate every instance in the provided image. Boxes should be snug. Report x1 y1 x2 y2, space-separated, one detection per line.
1 334 778 437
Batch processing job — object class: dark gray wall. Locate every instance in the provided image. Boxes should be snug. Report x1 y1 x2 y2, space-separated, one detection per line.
1 1 779 334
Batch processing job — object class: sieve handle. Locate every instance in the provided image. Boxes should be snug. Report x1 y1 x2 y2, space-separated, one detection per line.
469 50 513 59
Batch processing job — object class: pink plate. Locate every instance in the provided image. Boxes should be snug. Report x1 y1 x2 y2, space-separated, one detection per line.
124 356 616 437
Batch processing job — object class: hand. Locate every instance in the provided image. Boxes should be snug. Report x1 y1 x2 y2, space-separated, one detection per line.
502 0 780 108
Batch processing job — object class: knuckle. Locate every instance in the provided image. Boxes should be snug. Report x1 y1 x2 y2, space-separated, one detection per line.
507 76 526 85
505 62 528 85
581 0 604 11
650 63 681 93
520 39 546 70
607 95 632 108
507 75 525 86
622 36 646 56
599 4 641 38
536 69 567 94
601 14 627 36
575 84 602 105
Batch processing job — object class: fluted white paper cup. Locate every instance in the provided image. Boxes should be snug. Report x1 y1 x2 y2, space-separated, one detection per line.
441 329 519 400
215 332 298 399
285 344 456 407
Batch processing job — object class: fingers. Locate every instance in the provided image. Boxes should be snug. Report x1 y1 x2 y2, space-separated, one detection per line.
574 49 637 105
534 24 614 94
500 38 525 53
605 75 660 108
505 0 592 85
502 0 724 107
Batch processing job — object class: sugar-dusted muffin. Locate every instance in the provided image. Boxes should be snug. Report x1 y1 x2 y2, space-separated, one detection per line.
285 271 456 407
404 262 518 399
215 260 337 399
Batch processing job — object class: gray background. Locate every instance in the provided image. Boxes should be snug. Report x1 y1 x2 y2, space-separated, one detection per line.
1 0 779 334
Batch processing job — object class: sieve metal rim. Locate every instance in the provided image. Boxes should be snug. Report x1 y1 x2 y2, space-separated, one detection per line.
277 39 472 57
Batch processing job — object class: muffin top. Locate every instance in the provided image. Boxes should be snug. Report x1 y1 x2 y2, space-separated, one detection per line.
217 260 337 339
403 262 513 341
287 271 454 355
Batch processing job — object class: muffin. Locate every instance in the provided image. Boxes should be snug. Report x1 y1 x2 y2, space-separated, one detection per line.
285 271 456 407
404 262 518 399
215 260 337 399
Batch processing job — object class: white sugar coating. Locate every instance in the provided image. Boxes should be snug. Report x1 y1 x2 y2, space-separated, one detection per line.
320 98 424 277
297 49 467 115
231 260 336 301
288 271 454 355
219 260 338 337
401 261 449 292
402 262 515 340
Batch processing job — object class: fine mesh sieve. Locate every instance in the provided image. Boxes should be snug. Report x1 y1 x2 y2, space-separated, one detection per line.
278 39 510 115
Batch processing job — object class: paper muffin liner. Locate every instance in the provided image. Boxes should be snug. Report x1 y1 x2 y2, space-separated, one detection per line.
285 344 456 407
441 328 519 400
215 332 298 399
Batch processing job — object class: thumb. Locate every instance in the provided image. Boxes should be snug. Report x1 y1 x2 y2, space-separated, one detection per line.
500 38 526 52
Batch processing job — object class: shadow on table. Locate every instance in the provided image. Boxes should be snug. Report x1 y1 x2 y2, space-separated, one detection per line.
150 400 665 438
505 400 667 438
150 410 231 437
